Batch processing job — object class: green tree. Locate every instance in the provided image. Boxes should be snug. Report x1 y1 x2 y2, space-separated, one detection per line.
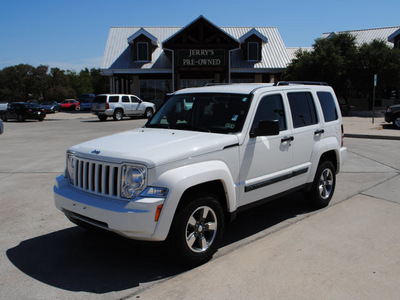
284 33 358 101
353 40 400 108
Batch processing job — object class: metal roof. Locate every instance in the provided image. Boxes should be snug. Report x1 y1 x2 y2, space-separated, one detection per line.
101 26 291 72
286 47 313 61
321 26 400 47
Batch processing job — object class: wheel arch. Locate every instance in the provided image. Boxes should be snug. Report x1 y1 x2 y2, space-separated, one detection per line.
151 160 236 240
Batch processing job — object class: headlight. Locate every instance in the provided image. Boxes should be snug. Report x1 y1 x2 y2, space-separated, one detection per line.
67 153 76 184
121 165 146 199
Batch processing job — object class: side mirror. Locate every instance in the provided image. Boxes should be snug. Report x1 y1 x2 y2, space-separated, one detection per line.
250 120 280 138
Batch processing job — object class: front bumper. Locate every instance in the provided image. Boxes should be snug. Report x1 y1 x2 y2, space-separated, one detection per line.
54 175 165 241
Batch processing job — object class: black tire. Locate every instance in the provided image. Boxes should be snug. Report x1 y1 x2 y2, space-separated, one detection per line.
38 117 44 122
393 115 400 129
306 161 336 208
18 114 25 122
98 115 108 121
144 108 153 118
113 109 123 121
167 193 225 266
1 113 6 122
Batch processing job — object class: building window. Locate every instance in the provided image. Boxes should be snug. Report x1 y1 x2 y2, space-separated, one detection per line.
248 42 259 61
137 42 149 61
140 80 171 102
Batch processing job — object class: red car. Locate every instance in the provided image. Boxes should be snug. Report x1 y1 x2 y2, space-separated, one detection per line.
61 99 80 111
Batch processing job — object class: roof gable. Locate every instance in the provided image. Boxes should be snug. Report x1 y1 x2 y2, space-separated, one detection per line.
239 28 268 43
127 28 158 45
388 28 400 42
162 15 239 50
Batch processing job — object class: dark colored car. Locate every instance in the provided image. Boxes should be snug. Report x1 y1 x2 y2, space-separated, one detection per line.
61 99 80 111
2 102 46 122
385 104 400 129
40 101 61 113
76 93 95 111
0 119 3 134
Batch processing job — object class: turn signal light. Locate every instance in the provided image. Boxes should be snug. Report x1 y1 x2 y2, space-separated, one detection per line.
155 204 163 221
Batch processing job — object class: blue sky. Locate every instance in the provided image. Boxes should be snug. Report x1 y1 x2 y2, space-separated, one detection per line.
1 0 399 71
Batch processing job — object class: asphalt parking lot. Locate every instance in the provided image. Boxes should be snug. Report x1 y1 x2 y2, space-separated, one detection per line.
0 112 399 299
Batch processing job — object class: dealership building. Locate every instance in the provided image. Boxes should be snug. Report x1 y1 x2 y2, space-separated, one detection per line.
100 16 293 103
100 15 400 104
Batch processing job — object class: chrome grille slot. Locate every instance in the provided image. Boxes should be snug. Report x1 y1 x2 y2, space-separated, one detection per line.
72 158 120 198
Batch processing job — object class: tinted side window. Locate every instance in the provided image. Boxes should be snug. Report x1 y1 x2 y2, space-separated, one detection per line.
317 92 338 122
252 94 286 131
122 96 130 103
109 96 119 103
131 96 140 103
288 92 318 128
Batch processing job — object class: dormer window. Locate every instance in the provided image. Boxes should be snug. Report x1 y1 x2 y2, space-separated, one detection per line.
239 28 268 62
248 42 259 61
137 42 149 61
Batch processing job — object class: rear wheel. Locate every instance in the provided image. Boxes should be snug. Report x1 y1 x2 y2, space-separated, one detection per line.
18 114 25 122
167 193 225 266
98 115 108 121
113 109 123 121
306 161 336 208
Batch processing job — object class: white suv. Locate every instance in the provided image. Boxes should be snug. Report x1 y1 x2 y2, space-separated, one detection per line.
54 82 347 265
91 94 155 121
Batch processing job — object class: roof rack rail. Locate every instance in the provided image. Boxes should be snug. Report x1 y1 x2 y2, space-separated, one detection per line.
274 81 329 86
205 83 233 86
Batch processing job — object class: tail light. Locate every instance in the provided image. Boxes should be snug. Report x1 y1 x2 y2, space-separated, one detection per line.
341 124 344 147
106 103 109 110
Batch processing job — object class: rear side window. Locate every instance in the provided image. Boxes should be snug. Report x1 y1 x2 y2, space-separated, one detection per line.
109 96 119 103
288 92 318 128
317 92 338 122
122 96 130 103
93 96 107 103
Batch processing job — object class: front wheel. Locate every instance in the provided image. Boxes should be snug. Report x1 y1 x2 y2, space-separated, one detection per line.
144 108 153 118
167 194 225 266
306 161 336 208
393 115 400 129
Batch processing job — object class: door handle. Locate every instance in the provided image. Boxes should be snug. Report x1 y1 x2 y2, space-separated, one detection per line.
281 136 294 143
314 129 325 135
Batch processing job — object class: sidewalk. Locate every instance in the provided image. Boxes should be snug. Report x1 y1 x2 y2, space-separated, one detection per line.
134 194 400 299
343 116 400 140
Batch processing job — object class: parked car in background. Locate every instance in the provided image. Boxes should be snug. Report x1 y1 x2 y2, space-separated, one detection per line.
40 101 61 113
0 103 8 120
2 102 46 122
91 94 156 121
61 99 80 111
79 98 94 111
76 93 95 111
385 104 400 129
0 119 3 134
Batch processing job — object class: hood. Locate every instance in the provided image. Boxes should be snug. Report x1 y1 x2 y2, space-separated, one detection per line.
69 128 239 168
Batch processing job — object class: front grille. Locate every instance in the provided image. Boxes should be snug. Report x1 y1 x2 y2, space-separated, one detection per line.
72 158 121 198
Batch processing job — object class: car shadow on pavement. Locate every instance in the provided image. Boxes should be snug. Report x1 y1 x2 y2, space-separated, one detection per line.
6 192 315 294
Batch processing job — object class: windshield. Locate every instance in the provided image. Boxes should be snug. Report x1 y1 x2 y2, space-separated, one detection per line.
147 93 251 134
